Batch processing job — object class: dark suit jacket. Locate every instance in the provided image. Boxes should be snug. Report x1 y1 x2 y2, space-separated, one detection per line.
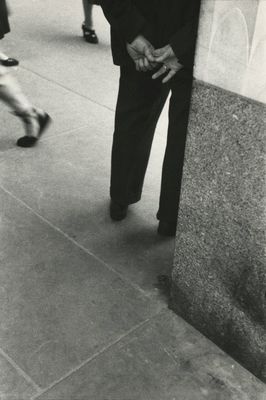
99 0 201 69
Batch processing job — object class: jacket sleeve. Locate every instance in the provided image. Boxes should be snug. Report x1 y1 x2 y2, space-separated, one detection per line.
99 0 150 43
170 0 201 69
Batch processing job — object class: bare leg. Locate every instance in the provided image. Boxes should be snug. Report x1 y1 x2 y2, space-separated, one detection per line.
82 0 93 29
81 1 98 43
0 51 8 60
0 68 32 114
0 68 50 143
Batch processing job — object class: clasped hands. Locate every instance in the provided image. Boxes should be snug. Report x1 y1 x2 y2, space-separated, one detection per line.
126 35 183 83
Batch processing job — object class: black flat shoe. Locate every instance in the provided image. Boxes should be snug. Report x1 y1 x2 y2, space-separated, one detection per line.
157 220 177 237
82 24 98 44
16 111 51 148
0 57 19 67
110 200 128 221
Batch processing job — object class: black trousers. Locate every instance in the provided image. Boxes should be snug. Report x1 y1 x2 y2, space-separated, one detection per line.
111 65 193 223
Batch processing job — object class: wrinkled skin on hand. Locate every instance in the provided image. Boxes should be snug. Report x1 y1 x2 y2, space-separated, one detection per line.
127 38 182 82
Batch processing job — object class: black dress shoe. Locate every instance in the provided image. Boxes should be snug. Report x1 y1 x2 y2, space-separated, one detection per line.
16 111 51 148
157 220 177 237
110 201 128 221
82 24 99 44
0 58 19 67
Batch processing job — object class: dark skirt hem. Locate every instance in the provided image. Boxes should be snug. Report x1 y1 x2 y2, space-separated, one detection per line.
0 0 10 39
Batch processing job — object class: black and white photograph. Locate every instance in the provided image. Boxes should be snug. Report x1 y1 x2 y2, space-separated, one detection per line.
0 0 265 398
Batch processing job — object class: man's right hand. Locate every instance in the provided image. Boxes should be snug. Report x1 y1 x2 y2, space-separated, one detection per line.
126 35 157 72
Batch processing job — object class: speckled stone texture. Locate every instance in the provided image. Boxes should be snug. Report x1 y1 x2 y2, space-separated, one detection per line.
171 80 266 383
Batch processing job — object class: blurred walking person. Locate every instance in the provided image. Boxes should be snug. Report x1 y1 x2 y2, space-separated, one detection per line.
81 0 99 44
0 0 51 147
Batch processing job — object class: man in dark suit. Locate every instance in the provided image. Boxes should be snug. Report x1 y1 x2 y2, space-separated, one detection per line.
100 0 200 236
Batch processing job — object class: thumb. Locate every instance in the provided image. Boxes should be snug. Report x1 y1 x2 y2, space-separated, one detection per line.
154 52 168 63
153 45 171 60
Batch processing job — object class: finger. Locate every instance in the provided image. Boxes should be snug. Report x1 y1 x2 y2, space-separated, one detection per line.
145 48 156 62
162 69 177 84
144 57 149 68
138 58 144 71
153 53 166 62
153 52 170 63
135 61 141 72
144 57 153 71
139 58 148 72
152 65 168 80
153 45 168 56
153 47 169 58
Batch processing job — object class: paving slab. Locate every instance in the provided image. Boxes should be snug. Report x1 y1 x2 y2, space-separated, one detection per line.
0 188 159 388
0 352 38 400
0 122 173 298
35 311 266 400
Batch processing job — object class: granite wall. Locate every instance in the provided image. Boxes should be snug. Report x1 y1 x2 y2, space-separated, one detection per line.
171 0 266 383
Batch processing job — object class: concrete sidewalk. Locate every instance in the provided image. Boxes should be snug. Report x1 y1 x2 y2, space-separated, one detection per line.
0 1 265 398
